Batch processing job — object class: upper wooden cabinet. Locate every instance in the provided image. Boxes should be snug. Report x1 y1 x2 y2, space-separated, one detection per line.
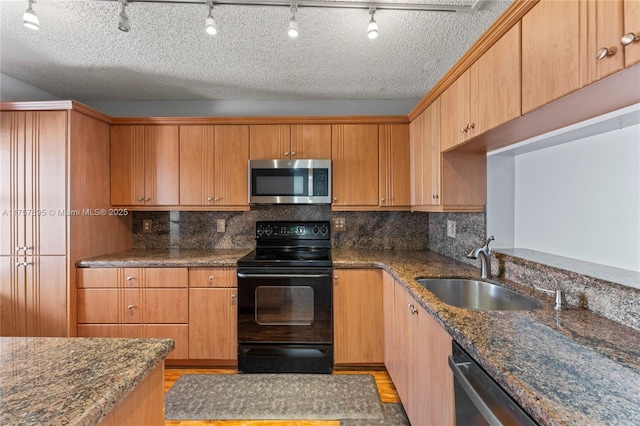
410 98 441 209
441 22 521 151
291 124 332 159
331 124 379 208
179 125 249 208
1 111 67 256
111 125 180 207
522 0 586 114
378 124 411 209
623 0 640 67
588 0 625 83
249 124 331 160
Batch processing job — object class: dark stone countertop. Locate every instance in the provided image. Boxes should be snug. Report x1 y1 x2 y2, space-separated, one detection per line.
76 248 640 425
0 337 174 425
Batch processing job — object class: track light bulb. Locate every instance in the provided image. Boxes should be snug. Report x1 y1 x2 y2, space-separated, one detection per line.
287 5 298 38
23 0 39 31
118 1 130 32
367 9 378 39
205 2 217 36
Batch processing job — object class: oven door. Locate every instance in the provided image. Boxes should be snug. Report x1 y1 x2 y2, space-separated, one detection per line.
237 267 333 373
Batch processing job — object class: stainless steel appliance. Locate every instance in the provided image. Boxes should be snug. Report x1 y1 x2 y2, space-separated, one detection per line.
449 341 538 425
248 159 331 204
237 221 332 373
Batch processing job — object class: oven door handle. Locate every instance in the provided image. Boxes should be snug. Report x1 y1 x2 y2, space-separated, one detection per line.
448 355 504 426
237 273 331 279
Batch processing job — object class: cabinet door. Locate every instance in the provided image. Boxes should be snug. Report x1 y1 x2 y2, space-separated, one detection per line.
471 22 521 134
214 125 249 207
1 111 67 256
440 69 470 152
0 256 66 336
522 0 585 114
111 125 145 206
179 125 215 206
624 0 640 67
378 124 410 208
249 125 291 159
77 288 121 324
331 125 379 207
144 126 179 206
143 289 188 323
391 280 412 407
590 0 625 82
290 124 332 159
189 288 237 360
333 269 384 364
382 271 396 377
144 324 189 359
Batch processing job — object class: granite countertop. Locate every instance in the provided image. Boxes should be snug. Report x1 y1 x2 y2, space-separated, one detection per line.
0 337 174 426
75 248 640 425
333 249 640 426
76 248 252 268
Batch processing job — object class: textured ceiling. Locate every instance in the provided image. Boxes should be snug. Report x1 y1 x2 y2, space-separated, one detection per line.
0 0 512 101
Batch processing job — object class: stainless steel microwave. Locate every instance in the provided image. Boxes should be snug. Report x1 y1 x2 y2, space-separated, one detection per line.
249 159 331 204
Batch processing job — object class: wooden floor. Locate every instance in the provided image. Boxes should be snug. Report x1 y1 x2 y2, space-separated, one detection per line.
164 367 401 426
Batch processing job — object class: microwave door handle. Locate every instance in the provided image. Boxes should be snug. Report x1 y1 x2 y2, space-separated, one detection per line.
237 273 331 279
448 356 504 426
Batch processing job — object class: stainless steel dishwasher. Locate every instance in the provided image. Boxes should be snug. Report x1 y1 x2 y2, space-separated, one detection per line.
449 341 538 426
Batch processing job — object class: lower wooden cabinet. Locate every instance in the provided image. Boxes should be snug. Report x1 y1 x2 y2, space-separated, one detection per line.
333 269 384 365
188 267 237 360
384 271 455 426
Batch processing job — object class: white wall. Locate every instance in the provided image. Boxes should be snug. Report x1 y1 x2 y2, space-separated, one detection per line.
0 73 60 101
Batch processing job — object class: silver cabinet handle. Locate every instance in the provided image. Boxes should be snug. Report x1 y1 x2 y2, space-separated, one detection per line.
432 194 439 199
144 197 151 202
333 197 338 202
15 246 33 253
621 32 640 46
127 304 134 310
231 294 236 299
290 151 296 156
284 151 289 157
380 198 385 203
15 261 33 267
214 197 219 201
126 276 134 281
596 47 616 60
467 123 475 131
208 276 215 281
207 197 213 201
460 127 467 134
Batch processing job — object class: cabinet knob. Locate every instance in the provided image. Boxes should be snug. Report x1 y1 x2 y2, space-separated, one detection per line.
144 197 151 202
208 276 215 281
127 304 134 310
126 276 134 281
214 197 219 201
207 197 213 201
137 197 144 201
284 151 289 157
596 47 616 60
621 32 640 46
291 151 296 157
15 261 32 267
460 127 467 134
432 194 439 200
380 198 385 203
333 197 338 202
15 246 32 253
466 123 475 131
334 275 339 280
231 294 236 299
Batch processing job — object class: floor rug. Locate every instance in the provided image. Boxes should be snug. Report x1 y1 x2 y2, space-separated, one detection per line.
340 403 410 426
165 373 385 421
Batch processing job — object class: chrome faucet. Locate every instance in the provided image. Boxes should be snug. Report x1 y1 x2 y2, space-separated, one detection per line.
467 236 495 279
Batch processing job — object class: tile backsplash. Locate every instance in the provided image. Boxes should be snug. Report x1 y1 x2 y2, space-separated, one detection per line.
132 206 430 250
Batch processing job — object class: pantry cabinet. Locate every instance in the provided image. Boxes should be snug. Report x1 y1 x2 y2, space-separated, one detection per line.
179 125 249 208
331 124 379 208
378 124 410 209
188 268 237 360
441 22 521 151
385 272 454 426
333 269 384 365
110 125 180 207
77 267 189 359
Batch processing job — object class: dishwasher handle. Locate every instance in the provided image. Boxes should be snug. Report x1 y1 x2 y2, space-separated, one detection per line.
449 355 504 426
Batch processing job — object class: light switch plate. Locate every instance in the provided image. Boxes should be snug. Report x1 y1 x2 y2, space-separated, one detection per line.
447 220 456 238
142 219 152 234
332 217 346 232
217 218 226 233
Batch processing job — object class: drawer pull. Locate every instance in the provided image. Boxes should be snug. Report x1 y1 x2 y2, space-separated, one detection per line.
127 304 134 310
209 276 215 281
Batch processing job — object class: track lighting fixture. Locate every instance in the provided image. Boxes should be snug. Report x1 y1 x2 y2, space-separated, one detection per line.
205 0 218 35
367 8 378 39
118 0 130 32
287 4 298 38
23 0 39 31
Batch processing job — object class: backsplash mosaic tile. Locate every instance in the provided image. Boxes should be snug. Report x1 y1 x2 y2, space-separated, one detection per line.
132 206 430 250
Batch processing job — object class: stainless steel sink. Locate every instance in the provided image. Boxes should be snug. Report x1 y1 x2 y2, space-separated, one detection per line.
416 278 541 311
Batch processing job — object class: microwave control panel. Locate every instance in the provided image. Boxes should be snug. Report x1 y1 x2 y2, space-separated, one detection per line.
313 169 330 196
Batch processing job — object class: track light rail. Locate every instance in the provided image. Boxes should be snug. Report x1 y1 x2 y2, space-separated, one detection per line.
95 0 483 13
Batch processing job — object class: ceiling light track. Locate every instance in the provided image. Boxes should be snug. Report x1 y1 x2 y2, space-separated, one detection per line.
97 0 472 13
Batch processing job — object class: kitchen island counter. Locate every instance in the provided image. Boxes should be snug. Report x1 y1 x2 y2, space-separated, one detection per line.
0 337 174 425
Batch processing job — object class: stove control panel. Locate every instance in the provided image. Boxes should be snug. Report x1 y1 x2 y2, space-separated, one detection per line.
255 221 330 240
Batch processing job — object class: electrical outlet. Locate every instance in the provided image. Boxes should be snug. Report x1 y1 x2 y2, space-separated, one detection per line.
446 220 456 238
332 217 346 232
217 218 226 233
142 219 152 234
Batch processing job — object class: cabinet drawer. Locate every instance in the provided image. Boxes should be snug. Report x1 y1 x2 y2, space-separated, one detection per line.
77 268 119 288
144 289 188 323
189 268 237 288
144 268 188 288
